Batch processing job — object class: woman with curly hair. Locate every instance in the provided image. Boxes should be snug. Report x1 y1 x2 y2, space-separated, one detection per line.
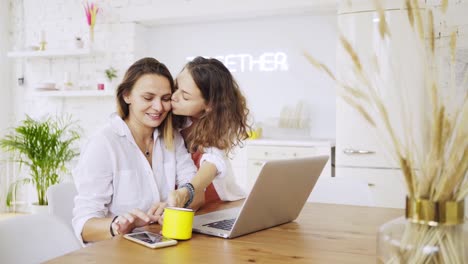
168 56 251 209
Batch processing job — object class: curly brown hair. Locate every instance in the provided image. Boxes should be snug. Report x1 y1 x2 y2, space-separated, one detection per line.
116 57 176 150
181 56 251 155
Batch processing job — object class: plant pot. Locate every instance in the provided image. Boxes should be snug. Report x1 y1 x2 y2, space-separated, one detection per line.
377 197 468 263
30 203 49 215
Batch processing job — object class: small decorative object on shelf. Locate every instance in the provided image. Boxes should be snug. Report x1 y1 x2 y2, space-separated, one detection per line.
306 0 467 263
62 72 73 90
75 37 84 49
39 30 47 51
104 66 118 91
105 67 117 82
83 1 101 45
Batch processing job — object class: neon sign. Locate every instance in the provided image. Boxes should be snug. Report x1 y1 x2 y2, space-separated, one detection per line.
186 52 289 73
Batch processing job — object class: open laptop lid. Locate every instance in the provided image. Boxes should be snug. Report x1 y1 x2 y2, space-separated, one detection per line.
228 155 329 238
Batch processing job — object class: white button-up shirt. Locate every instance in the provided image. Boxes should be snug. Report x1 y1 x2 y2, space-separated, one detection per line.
72 113 197 242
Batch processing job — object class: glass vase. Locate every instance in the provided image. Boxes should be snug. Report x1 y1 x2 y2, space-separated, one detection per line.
377 197 468 263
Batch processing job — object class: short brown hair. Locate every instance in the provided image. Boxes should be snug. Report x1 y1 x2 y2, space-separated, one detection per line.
116 57 176 150
181 57 251 154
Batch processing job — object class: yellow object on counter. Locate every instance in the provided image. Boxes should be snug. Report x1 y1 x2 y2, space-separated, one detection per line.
248 127 263 139
162 207 194 240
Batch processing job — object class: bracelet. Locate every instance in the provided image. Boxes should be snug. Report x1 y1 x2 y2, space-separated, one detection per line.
180 183 195 208
110 215 119 237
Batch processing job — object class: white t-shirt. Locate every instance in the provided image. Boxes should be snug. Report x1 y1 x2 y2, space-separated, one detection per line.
72 113 197 243
200 147 246 201
183 119 246 201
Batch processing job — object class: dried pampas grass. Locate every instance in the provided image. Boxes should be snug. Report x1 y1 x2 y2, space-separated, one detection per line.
306 0 467 263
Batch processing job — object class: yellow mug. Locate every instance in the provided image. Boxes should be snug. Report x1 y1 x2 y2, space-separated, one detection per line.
162 207 194 240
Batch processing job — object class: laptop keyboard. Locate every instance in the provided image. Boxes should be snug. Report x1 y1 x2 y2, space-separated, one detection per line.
203 218 236 231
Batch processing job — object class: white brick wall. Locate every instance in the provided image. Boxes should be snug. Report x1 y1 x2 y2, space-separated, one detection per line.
9 0 137 138
6 0 139 211
0 0 12 213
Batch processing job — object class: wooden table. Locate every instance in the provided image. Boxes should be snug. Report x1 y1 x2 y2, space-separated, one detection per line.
47 201 402 263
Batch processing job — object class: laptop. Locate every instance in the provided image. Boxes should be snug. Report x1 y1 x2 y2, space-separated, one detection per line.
192 155 329 238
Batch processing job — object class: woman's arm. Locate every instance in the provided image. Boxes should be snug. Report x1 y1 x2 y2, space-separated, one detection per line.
169 130 199 208
82 207 158 242
187 162 217 210
72 135 115 243
169 155 222 209
81 217 115 242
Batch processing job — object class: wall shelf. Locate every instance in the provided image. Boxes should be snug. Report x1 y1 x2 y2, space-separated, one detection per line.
31 90 114 97
7 48 96 58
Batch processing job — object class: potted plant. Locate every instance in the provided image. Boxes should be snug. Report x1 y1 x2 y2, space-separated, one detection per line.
104 67 118 91
0 115 81 212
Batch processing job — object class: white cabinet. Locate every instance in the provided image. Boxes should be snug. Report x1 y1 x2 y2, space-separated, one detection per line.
334 2 423 209
335 167 407 208
245 144 331 191
335 5 419 169
229 139 334 202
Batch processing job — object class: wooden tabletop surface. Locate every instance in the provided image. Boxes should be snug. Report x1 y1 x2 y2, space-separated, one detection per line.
47 201 403 263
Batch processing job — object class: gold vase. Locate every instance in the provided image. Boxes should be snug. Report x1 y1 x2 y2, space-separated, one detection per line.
377 197 467 263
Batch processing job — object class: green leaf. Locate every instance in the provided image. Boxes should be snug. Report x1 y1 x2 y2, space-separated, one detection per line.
6 178 32 207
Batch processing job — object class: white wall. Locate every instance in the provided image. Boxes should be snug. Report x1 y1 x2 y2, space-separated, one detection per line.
145 15 337 138
8 1 338 141
0 0 11 136
3 0 468 212
5 1 338 210
0 0 12 212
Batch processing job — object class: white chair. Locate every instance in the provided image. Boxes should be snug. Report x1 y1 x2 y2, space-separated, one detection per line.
47 181 77 231
0 214 81 264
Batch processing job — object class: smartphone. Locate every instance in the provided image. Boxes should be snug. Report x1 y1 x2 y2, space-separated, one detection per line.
124 231 177 249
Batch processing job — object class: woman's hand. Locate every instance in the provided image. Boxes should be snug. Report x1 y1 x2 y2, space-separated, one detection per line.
147 202 167 225
167 188 189 208
111 208 151 235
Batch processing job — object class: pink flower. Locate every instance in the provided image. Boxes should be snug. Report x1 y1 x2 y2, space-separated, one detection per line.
83 1 100 27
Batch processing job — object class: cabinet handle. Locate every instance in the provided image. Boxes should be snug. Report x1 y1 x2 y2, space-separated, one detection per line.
343 148 375 155
368 183 375 187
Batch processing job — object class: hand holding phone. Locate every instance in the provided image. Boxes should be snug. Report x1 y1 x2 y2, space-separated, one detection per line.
124 231 177 249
